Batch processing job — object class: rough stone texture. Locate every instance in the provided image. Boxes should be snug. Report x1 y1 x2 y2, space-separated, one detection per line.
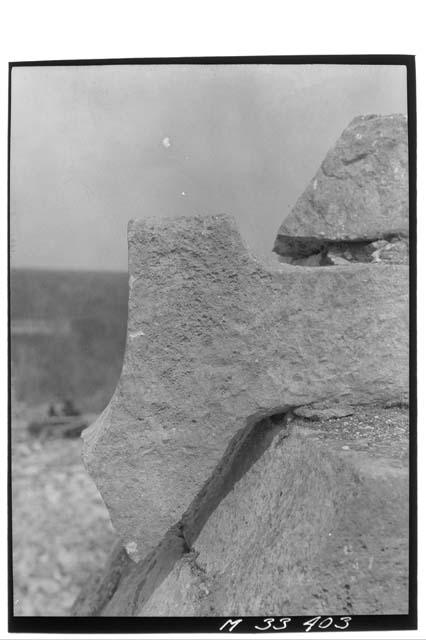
138 418 408 616
79 407 408 616
82 213 408 565
372 238 409 264
273 114 408 260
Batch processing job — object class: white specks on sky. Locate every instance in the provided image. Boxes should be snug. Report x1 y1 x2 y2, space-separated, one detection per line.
181 191 186 197
162 136 171 149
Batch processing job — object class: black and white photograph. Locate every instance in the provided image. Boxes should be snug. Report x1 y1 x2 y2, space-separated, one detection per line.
8 58 415 633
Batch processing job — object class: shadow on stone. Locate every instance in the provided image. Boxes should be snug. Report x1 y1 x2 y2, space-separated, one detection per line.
79 408 294 615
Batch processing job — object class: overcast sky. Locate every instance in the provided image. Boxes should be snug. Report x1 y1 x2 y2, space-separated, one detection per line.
10 64 407 271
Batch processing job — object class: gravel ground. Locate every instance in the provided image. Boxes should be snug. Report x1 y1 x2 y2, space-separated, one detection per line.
11 410 117 616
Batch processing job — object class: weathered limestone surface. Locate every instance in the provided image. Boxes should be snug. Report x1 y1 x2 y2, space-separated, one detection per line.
274 114 408 260
82 213 408 563
78 408 409 616
137 419 408 616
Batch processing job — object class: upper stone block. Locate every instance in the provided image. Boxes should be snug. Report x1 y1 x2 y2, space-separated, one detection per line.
274 114 409 258
82 214 408 564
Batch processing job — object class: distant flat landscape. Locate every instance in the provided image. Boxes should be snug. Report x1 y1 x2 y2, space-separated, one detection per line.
10 269 129 412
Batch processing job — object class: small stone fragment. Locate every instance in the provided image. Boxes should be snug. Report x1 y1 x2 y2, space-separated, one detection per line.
327 251 351 266
379 239 409 265
294 405 355 421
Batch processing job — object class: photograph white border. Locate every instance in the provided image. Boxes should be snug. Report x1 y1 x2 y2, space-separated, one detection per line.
1 1 424 638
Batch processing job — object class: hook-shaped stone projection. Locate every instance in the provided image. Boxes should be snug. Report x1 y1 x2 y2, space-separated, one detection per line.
82 213 408 562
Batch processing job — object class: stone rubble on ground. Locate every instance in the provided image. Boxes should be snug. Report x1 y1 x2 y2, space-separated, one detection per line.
12 417 117 616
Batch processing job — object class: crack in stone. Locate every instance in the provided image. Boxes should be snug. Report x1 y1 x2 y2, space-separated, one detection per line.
100 408 297 616
341 152 370 165
275 234 408 267
149 410 295 612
